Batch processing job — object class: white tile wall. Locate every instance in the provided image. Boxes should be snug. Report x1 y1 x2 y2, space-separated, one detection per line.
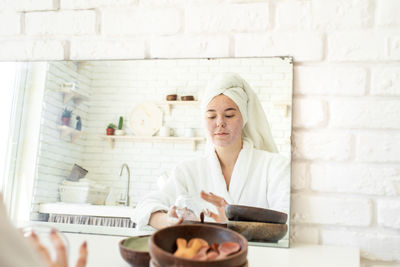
31 61 92 219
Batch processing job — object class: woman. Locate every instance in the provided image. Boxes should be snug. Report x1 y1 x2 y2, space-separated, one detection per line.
134 73 290 230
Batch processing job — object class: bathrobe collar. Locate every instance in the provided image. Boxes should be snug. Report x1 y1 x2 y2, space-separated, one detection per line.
206 140 253 204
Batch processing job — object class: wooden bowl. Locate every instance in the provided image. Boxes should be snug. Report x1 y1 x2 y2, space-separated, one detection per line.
166 94 177 101
227 221 287 243
149 224 248 267
119 236 151 267
181 220 227 228
225 204 288 224
181 95 194 101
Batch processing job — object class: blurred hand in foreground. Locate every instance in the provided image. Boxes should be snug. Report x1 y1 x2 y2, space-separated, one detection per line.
26 229 87 267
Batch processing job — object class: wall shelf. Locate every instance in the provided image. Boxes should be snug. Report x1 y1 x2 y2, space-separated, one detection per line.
58 125 84 142
157 100 200 115
60 83 89 105
101 135 205 151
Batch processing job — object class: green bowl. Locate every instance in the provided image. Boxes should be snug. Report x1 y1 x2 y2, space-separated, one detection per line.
119 236 151 267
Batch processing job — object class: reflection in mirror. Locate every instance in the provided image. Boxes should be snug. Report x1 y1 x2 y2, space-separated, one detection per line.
4 58 292 248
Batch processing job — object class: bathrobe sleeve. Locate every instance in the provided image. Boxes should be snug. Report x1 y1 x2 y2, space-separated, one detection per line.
266 154 290 214
133 165 190 230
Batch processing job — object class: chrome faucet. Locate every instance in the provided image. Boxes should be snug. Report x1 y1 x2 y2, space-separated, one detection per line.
119 163 130 206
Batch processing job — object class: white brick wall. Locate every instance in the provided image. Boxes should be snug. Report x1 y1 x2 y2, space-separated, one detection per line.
31 61 92 220
25 11 96 35
1 0 400 265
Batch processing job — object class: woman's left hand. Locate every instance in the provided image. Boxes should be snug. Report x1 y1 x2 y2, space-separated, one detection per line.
200 191 228 223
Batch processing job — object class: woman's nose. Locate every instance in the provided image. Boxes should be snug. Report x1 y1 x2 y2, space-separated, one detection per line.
216 117 226 127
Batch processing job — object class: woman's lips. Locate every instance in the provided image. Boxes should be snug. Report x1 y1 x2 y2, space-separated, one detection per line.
215 132 228 136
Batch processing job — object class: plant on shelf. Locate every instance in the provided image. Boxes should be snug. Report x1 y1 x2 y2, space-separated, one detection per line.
115 116 126 136
106 123 116 136
61 108 73 126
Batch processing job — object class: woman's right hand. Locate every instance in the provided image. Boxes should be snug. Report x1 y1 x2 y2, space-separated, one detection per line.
149 206 184 229
166 205 185 226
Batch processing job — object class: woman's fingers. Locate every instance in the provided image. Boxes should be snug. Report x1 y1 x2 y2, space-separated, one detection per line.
75 241 88 267
28 231 52 264
50 229 68 266
168 205 178 218
200 191 228 207
204 208 226 223
167 206 184 226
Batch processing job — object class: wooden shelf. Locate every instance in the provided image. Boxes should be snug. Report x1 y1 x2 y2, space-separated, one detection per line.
157 100 200 115
58 125 84 142
60 83 89 105
101 135 205 150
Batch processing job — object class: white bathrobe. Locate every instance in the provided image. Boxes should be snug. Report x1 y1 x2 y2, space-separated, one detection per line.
134 140 290 230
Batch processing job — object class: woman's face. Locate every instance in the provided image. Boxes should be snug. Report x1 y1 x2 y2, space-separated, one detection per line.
205 94 243 148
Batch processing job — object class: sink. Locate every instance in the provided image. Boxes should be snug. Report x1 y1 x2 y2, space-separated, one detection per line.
39 202 136 218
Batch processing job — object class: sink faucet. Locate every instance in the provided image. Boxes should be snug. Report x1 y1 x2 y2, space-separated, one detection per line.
119 163 130 206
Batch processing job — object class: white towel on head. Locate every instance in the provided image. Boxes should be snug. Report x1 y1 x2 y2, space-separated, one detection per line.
201 73 278 153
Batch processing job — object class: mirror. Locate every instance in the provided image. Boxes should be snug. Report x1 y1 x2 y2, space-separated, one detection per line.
3 57 292 248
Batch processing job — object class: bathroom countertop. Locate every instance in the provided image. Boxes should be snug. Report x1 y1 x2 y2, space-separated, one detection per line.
65 233 360 267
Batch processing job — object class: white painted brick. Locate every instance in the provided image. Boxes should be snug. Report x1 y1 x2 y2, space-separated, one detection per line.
388 36 400 60
70 39 145 60
139 0 225 6
102 8 180 35
327 31 388 61
321 229 400 261
275 1 312 30
291 194 372 226
330 99 400 129
311 0 373 30
291 161 308 191
290 225 319 244
61 0 138 9
0 12 20 35
235 33 323 61
377 199 400 229
293 131 353 161
25 11 96 35
294 66 366 96
371 66 400 96
376 0 400 27
293 98 327 128
185 3 270 33
0 40 64 60
310 163 400 196
16 0 58 11
150 35 230 58
356 133 400 162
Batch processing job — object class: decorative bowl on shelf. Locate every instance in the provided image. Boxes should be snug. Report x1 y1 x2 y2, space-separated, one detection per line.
181 95 194 101
166 94 177 101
